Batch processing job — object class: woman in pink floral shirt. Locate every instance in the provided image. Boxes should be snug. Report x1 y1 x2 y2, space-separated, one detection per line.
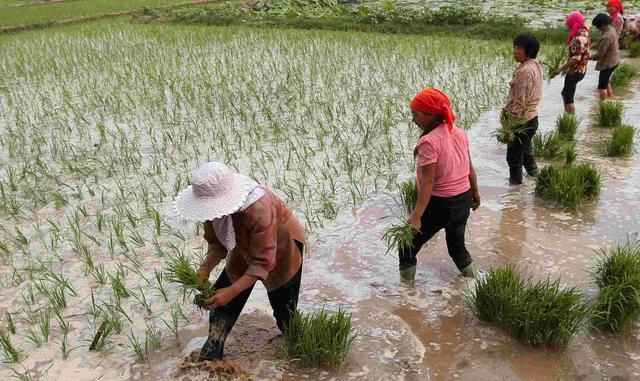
558 12 591 114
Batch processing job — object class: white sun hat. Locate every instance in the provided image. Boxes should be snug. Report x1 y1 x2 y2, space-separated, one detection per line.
174 162 255 222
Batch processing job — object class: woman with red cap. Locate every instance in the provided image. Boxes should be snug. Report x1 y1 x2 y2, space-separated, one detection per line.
556 11 591 114
607 0 625 37
399 87 481 281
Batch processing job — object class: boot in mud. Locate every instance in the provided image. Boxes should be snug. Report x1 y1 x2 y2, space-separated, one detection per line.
460 263 477 278
399 265 417 282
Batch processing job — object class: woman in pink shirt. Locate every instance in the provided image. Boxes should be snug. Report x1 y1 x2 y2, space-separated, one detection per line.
400 88 481 281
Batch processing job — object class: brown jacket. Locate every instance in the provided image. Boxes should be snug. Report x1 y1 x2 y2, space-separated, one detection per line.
591 26 620 71
203 188 305 291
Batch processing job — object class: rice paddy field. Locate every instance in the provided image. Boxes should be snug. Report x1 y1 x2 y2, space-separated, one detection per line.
1 2 640 381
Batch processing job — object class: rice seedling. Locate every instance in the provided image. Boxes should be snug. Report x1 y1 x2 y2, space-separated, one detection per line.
164 251 215 307
597 101 624 128
60 330 73 360
127 329 146 362
555 113 579 141
0 328 22 363
603 125 635 157
590 241 640 334
282 308 356 368
466 265 590 349
610 63 638 87
39 309 51 343
629 42 640 58
398 179 418 214
493 111 527 144
145 323 162 352
5 312 16 335
533 131 564 160
131 286 153 317
153 269 169 302
564 142 577 166
535 164 601 209
161 304 190 337
382 222 415 255
89 320 116 352
110 271 131 301
541 45 566 79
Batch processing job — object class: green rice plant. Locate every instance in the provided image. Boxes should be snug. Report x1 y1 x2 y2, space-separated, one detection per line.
127 329 146 362
590 241 640 334
610 63 638 87
535 164 601 209
555 113 580 141
466 265 590 349
604 125 635 157
542 46 566 79
493 111 527 144
597 101 624 128
153 269 169 302
145 323 162 352
5 312 15 335
629 42 640 58
131 286 153 317
25 326 43 347
60 330 73 360
110 271 131 301
39 309 51 343
89 320 116 352
564 142 577 166
161 304 190 337
165 251 215 307
398 179 418 214
533 131 564 159
0 328 22 363
382 222 415 255
282 308 356 368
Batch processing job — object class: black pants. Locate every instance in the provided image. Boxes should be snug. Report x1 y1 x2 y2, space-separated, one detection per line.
398 190 473 271
598 65 618 90
199 245 303 361
506 116 538 184
561 73 585 104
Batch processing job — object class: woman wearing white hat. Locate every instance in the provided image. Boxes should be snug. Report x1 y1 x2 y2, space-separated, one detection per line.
175 162 306 361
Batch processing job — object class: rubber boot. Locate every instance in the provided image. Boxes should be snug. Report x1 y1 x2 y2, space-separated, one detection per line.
460 263 477 278
399 266 417 282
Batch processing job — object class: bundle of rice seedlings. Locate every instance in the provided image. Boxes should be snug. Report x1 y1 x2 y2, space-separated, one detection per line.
590 241 640 334
282 308 356 368
533 131 564 159
398 179 418 214
555 113 580 141
466 266 590 349
604 125 635 157
597 101 624 128
598 101 624 127
564 142 577 166
165 252 215 307
629 42 640 58
610 63 638 87
535 164 601 209
382 222 415 255
0 329 21 363
541 46 566 79
493 111 526 144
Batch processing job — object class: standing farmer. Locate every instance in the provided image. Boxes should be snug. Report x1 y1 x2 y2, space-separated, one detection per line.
607 0 625 38
399 87 481 281
503 34 543 185
591 13 621 101
175 162 306 361
557 12 591 115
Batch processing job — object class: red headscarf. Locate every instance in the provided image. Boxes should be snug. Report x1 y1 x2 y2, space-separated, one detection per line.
410 87 456 131
565 11 587 45
607 0 624 18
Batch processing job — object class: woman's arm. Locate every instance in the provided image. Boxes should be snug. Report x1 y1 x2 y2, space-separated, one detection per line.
408 164 436 230
198 221 229 282
469 152 481 211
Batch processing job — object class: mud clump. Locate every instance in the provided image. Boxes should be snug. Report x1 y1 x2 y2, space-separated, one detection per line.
177 350 250 381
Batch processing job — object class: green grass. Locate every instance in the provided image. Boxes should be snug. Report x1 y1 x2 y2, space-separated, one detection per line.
604 125 635 157
541 45 566 79
597 101 624 128
564 142 577 166
590 241 640 334
466 265 590 349
533 131 564 160
610 63 638 87
382 222 415 255
0 0 191 28
555 113 579 141
629 42 640 58
535 164 601 209
494 111 527 144
282 308 356 368
398 179 417 214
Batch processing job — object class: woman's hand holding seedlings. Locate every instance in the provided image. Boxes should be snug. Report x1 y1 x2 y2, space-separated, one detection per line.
204 287 236 310
471 192 481 211
407 212 422 231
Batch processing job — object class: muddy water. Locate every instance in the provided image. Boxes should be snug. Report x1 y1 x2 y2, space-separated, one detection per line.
133 61 640 381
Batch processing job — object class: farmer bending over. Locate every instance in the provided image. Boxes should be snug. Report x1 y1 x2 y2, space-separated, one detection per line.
557 12 590 115
399 87 481 282
175 162 305 361
591 13 621 101
503 34 542 185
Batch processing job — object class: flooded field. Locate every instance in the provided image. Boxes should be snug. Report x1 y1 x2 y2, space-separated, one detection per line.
0 18 639 381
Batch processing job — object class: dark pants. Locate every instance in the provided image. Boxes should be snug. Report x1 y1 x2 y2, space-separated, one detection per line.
199 244 303 361
398 190 473 271
598 65 618 90
506 116 538 184
561 73 585 104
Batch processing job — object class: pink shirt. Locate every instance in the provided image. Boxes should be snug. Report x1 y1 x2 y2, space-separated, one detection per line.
415 125 471 197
